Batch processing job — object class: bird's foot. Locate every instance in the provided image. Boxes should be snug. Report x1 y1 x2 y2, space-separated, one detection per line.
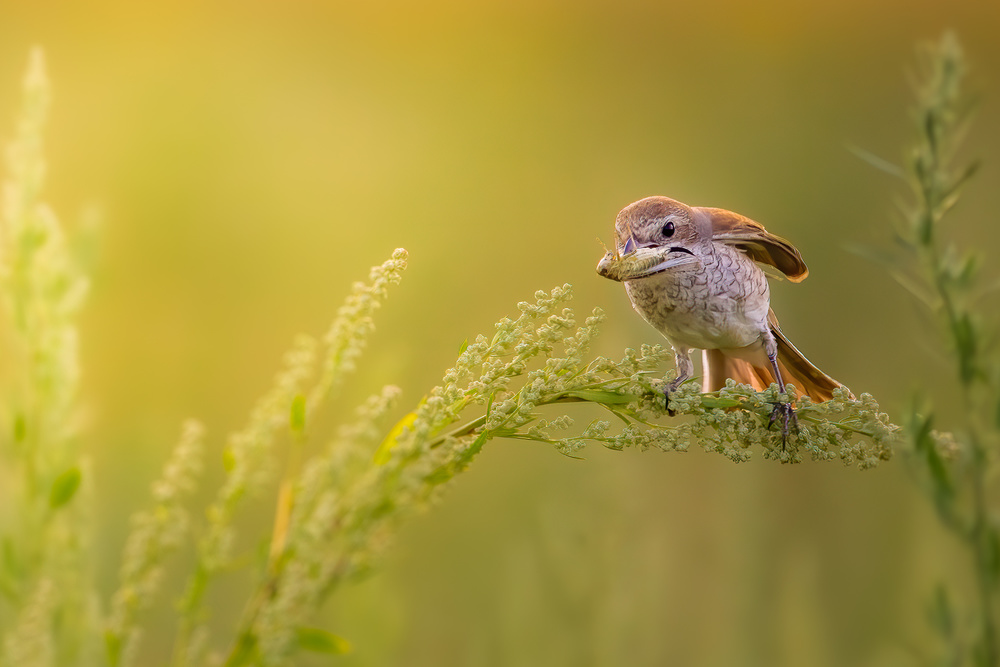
767 400 798 448
661 380 683 416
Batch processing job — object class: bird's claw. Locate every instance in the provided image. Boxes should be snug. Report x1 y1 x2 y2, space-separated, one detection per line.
767 400 798 448
661 384 678 416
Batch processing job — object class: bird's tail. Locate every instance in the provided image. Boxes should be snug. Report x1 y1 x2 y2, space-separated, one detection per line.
769 325 850 401
702 311 852 402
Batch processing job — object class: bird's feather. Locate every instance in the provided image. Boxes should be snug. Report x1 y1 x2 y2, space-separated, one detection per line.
698 207 809 282
701 310 852 401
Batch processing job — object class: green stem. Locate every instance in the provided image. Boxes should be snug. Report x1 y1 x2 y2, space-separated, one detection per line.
908 34 998 665
171 565 209 667
970 434 998 666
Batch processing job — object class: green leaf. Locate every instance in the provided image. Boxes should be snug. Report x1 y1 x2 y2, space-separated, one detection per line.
222 446 237 472
561 389 635 405
458 338 469 354
847 144 906 179
290 394 307 434
700 396 744 409
950 312 977 384
104 630 123 667
909 409 934 454
2 537 21 584
986 527 1000 586
928 584 954 638
374 411 418 465
12 413 26 444
887 267 937 309
925 444 953 500
427 430 490 485
917 210 934 246
294 627 352 654
906 408 954 498
940 158 981 210
225 633 260 667
49 465 81 509
959 253 979 285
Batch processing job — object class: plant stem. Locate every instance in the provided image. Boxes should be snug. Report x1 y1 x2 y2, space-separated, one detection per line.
970 436 998 666
903 33 999 666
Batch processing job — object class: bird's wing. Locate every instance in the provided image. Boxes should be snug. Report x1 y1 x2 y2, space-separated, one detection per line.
697 206 809 283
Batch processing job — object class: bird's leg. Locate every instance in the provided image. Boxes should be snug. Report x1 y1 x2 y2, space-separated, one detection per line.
763 331 797 446
663 348 693 416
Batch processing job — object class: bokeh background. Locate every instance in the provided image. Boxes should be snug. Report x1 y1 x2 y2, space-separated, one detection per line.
3 1 1000 665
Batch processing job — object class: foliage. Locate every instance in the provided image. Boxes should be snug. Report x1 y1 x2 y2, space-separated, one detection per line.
0 45 903 667
0 48 97 667
880 33 1000 667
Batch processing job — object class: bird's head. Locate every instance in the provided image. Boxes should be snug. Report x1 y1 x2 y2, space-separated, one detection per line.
614 196 706 256
595 196 705 282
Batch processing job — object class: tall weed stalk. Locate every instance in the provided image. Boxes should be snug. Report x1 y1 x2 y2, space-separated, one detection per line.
0 49 97 667
882 34 1000 666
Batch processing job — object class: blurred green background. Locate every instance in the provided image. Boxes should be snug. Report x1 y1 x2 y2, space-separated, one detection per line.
3 1 1000 665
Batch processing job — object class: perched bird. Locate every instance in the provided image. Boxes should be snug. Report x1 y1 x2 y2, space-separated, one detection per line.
597 196 850 433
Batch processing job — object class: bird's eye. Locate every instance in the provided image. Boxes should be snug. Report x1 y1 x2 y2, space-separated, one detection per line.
661 221 675 238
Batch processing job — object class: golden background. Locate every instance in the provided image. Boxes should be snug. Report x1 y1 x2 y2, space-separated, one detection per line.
2 2 999 665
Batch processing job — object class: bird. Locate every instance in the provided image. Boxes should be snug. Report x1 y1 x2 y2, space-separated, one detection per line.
596 195 851 435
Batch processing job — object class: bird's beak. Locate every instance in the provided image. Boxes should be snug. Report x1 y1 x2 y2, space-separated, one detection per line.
597 244 698 282
620 235 637 255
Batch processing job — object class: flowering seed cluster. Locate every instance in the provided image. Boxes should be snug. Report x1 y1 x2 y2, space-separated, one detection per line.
1 50 97 667
173 251 409 664
383 284 896 472
105 421 205 667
